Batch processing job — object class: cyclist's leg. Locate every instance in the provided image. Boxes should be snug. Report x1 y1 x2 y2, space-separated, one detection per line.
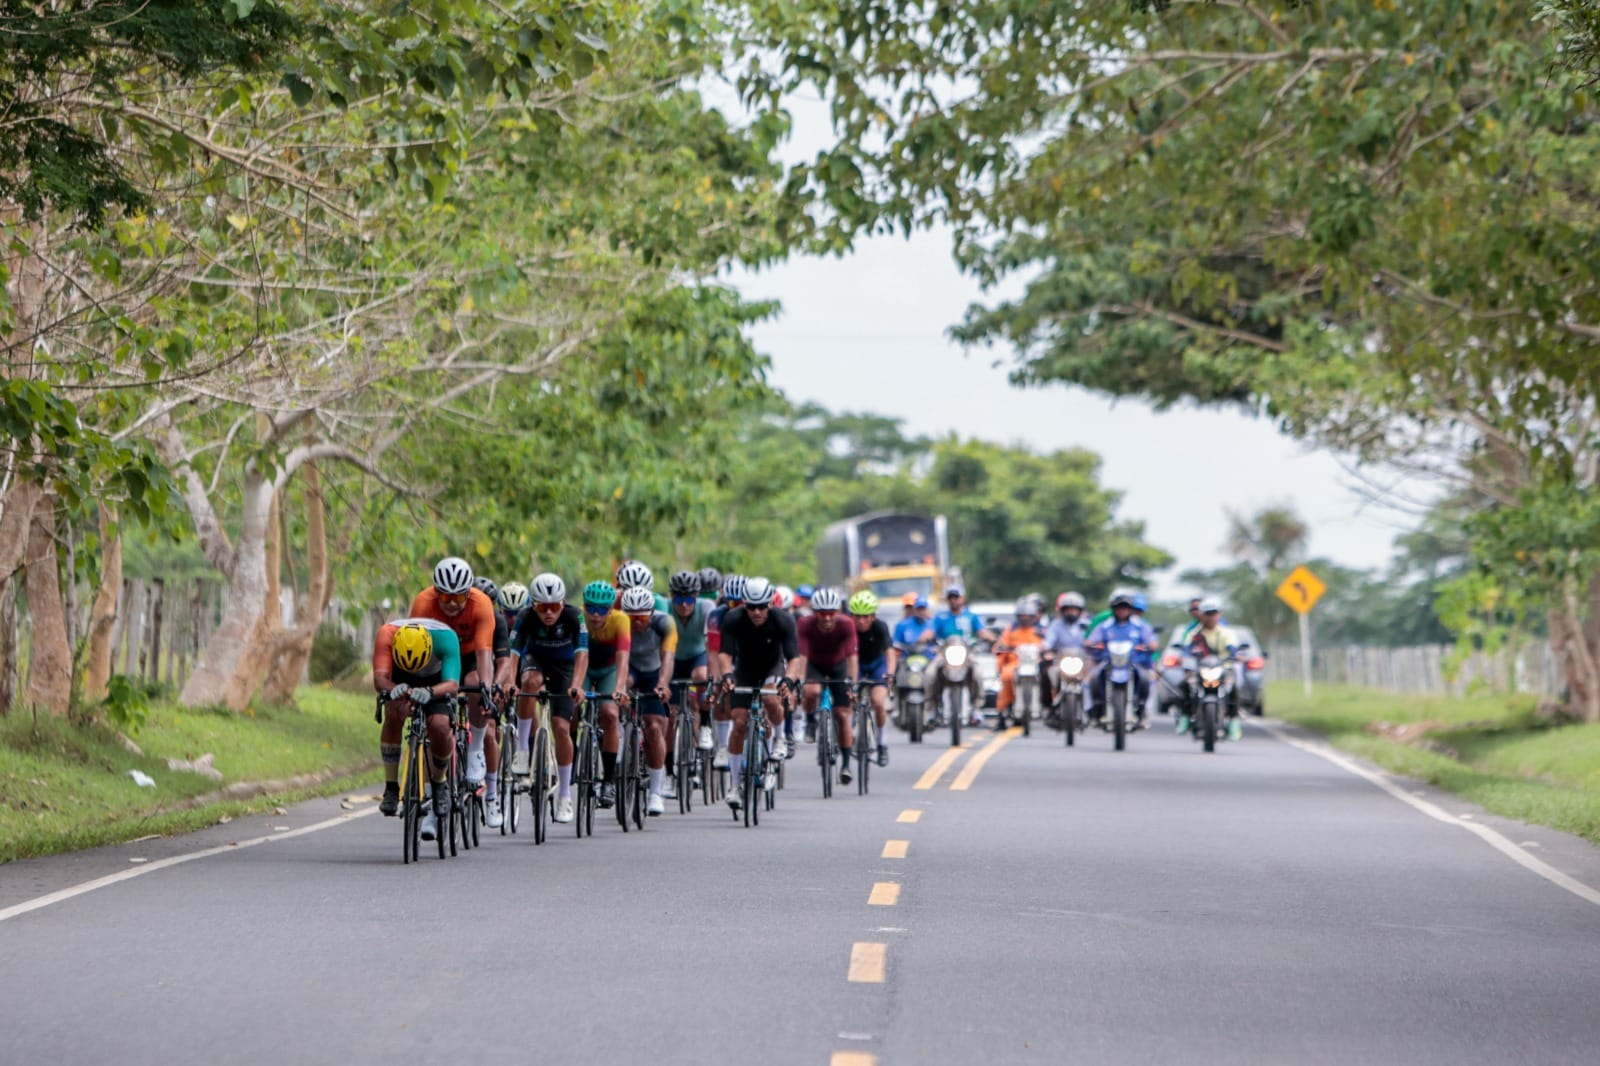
832 676 854 765
425 710 454 808
726 686 754 804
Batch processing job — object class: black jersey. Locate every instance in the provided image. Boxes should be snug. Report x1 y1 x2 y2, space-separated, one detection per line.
511 605 588 663
856 618 892 664
719 605 799 681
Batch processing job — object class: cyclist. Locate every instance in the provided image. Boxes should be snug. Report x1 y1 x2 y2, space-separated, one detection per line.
797 587 860 783
849 590 895 767
705 574 745 769
1085 591 1159 730
617 559 670 614
411 558 504 827
582 580 631 809
715 576 798 811
497 582 530 634
697 566 723 603
669 570 715 754
994 597 1047 731
509 573 589 824
621 585 678 815
1176 598 1248 741
475 575 520 733
372 619 461 841
794 584 815 617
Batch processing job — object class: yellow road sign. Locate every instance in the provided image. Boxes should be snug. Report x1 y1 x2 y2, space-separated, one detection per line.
1276 565 1327 615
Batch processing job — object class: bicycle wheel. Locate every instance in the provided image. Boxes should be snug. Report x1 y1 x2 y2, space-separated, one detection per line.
401 741 421 864
532 735 549 844
742 727 759 827
617 726 634 832
676 714 695 814
818 712 834 798
575 734 593 839
857 708 872 796
498 735 517 836
632 744 646 830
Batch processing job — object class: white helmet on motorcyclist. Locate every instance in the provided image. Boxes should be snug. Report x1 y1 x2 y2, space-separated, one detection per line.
1110 590 1136 609
1014 596 1038 618
1200 598 1223 615
1057 591 1085 610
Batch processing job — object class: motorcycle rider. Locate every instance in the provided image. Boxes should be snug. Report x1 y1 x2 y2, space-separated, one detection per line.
930 585 993 725
893 596 937 654
1176 599 1248 741
994 597 1047 731
1043 592 1090 722
1084 591 1158 730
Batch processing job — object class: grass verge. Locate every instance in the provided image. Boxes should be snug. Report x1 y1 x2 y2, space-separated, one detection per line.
1 686 381 864
1267 681 1600 846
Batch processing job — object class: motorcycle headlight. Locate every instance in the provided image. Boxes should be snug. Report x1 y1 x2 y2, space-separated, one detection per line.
945 645 968 667
1199 666 1224 682
1061 656 1084 675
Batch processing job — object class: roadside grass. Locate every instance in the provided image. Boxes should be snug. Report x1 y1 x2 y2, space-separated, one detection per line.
0 686 379 863
1268 682 1600 846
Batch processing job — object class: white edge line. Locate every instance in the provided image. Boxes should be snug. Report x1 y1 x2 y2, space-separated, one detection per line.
0 807 380 924
1259 722 1600 909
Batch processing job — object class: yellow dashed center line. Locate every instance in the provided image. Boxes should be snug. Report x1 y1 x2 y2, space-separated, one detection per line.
848 941 887 983
830 1053 878 1066
950 726 1022 791
913 742 972 790
881 839 909 859
868 882 901 906
896 809 923 823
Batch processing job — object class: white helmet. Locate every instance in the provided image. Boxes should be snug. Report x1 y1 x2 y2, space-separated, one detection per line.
433 556 473 595
616 561 654 590
1200 598 1223 614
743 576 774 606
530 573 566 604
620 586 655 613
809 587 844 612
498 582 529 612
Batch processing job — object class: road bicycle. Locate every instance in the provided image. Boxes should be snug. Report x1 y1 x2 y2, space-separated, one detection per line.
379 692 449 864
852 680 878 796
669 679 709 814
816 682 837 799
617 691 648 832
726 683 786 827
571 692 604 838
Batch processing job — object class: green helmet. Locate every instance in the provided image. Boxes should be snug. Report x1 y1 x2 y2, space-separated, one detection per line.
582 580 617 608
848 590 879 616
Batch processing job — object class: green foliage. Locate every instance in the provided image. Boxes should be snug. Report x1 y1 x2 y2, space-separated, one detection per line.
308 624 361 683
99 675 151 734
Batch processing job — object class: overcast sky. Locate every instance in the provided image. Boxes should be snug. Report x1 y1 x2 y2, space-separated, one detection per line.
719 91 1411 596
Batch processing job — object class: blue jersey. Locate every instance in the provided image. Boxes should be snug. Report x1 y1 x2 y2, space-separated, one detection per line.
893 616 936 650
1044 617 1089 651
932 609 984 641
1085 617 1156 668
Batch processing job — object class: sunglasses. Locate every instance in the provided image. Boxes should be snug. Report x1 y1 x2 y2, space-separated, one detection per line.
439 592 469 607
672 596 697 606
815 610 838 617
585 605 611 616
746 604 770 613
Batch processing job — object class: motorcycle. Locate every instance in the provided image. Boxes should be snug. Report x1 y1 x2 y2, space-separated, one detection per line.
1190 654 1234 754
1008 643 1042 736
895 649 933 744
1103 639 1137 752
1053 649 1088 748
939 637 973 747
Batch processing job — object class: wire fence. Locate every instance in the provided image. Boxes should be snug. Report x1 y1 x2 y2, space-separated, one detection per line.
1274 641 1564 699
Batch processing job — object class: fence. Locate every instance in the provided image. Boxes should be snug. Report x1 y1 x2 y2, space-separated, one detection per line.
1275 641 1565 700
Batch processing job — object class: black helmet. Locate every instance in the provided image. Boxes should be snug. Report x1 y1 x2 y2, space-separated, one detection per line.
697 566 723 594
669 570 701 596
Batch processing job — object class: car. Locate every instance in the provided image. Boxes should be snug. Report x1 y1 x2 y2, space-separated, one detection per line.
1157 623 1269 716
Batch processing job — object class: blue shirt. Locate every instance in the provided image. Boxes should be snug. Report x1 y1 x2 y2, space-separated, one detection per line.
893 616 936 650
933 609 984 641
1085 617 1156 668
1044 616 1089 652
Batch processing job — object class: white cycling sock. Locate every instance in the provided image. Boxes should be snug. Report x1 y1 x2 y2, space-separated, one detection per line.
558 763 572 799
648 767 664 795
485 772 497 799
728 753 744 783
715 720 732 748
516 718 532 751
468 725 486 760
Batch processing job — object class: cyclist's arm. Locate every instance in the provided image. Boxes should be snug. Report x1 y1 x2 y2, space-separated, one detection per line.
372 624 398 694
431 631 462 699
572 649 589 694
475 647 495 686
847 652 860 686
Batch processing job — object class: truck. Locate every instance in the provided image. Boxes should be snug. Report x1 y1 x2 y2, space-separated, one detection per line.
815 512 953 602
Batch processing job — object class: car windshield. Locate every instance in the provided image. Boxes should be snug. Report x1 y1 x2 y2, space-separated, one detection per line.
869 575 936 599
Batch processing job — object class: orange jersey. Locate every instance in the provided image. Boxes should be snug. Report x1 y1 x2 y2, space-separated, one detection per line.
411 587 497 656
997 624 1045 665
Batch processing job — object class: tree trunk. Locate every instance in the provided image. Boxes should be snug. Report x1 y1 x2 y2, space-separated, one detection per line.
0 576 17 715
260 463 330 705
0 479 42 584
178 470 276 709
1548 575 1600 724
22 501 71 714
82 507 123 703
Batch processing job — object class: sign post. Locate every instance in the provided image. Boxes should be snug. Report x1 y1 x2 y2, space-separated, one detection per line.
1275 564 1327 698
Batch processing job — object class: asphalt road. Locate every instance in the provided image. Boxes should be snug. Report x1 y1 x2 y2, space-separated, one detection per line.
4 716 1599 1066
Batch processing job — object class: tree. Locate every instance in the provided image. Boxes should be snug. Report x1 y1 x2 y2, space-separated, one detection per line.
1224 507 1308 575
745 1 1600 719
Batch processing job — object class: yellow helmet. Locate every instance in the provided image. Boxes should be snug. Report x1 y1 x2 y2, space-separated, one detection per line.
392 624 433 673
